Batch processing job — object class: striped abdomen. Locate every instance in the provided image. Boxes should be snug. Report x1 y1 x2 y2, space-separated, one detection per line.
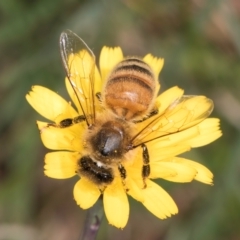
103 57 157 120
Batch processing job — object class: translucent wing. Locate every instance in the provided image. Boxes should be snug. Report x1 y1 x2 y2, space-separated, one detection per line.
132 95 214 147
60 30 96 126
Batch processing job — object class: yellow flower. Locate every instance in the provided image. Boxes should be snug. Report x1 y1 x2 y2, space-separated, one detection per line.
26 44 222 228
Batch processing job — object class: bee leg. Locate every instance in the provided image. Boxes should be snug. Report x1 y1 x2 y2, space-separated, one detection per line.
72 115 86 124
58 118 75 127
149 108 158 117
141 143 150 188
47 115 86 128
96 92 102 102
134 109 158 123
118 164 128 190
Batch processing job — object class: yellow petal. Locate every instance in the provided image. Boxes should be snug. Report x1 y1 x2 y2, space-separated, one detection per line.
150 144 191 161
188 118 222 147
152 161 197 182
150 162 177 179
26 85 78 121
174 96 214 131
65 69 102 116
134 114 198 148
190 132 222 148
173 158 213 184
133 93 214 146
160 95 213 131
65 78 83 116
147 118 221 158
37 121 83 151
126 147 142 170
64 50 99 123
99 46 123 82
74 178 101 209
134 87 184 145
143 54 164 80
126 177 144 202
44 151 79 179
103 178 129 228
149 127 197 153
142 180 178 219
93 66 104 95
156 86 184 115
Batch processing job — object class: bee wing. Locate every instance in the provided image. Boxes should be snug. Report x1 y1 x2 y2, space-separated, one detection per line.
60 30 96 126
132 95 214 146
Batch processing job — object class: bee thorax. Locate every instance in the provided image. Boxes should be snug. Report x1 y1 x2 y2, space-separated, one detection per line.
91 121 125 158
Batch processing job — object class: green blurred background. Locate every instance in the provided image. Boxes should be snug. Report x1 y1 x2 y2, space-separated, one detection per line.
0 0 239 239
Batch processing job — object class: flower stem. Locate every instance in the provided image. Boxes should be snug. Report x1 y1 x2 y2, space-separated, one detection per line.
79 199 104 240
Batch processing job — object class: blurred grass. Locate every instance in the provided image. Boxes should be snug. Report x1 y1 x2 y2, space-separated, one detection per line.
0 0 240 239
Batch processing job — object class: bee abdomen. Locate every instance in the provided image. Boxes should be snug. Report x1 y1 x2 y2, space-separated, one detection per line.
104 57 157 120
79 156 114 184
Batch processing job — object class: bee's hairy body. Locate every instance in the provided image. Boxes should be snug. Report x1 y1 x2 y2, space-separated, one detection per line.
58 31 158 188
103 57 157 121
78 101 146 188
77 57 156 187
78 116 133 186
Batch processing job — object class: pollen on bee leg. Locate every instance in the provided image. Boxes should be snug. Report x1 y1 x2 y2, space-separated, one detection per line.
37 123 55 133
96 92 102 101
118 164 126 179
142 165 150 188
141 144 150 188
118 164 129 190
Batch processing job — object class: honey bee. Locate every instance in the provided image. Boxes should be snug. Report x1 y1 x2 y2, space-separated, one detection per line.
52 30 213 188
